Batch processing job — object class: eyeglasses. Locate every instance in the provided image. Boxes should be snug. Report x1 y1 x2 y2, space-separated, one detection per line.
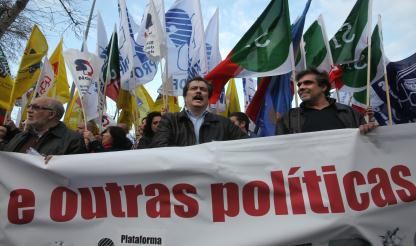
27 104 53 111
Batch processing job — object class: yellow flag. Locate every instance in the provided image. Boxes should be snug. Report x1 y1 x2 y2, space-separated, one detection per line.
221 78 241 117
136 85 155 118
154 94 181 113
64 92 84 130
0 46 14 110
117 88 133 127
48 38 70 104
10 25 48 108
117 89 132 111
117 92 137 130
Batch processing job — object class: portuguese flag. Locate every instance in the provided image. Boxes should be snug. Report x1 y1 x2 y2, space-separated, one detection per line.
205 0 293 104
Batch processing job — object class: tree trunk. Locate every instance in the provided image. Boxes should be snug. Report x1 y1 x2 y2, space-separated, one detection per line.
0 0 29 40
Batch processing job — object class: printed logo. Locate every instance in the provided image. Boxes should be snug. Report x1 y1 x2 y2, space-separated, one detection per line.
74 59 94 76
380 228 404 246
166 8 202 77
98 238 114 246
144 13 153 38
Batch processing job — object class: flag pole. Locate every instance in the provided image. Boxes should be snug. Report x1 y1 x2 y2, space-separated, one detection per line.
319 14 340 102
130 88 139 134
378 15 392 125
365 0 373 109
300 36 307 70
290 45 299 108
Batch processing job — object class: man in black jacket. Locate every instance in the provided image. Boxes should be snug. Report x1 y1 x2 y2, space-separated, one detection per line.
276 68 377 135
4 97 86 155
151 77 247 147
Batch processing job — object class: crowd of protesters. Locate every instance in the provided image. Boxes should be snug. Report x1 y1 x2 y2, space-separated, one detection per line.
0 69 378 158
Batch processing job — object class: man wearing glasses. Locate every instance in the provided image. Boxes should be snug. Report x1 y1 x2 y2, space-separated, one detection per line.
276 68 377 135
4 97 86 155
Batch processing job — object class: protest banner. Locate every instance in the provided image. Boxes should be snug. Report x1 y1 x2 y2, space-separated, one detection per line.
1 124 415 245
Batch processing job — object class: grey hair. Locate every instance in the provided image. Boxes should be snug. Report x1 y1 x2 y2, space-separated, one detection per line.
48 99 65 120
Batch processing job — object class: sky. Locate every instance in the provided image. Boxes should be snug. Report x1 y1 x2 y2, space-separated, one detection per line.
10 0 416 111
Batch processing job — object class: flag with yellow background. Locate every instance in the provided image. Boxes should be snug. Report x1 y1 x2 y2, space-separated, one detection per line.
48 38 70 104
10 25 48 109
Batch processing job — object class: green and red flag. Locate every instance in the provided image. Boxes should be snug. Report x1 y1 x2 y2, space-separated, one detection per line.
102 30 121 102
205 0 293 103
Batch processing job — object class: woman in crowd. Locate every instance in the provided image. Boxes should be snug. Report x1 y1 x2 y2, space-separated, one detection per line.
137 112 161 149
83 126 132 152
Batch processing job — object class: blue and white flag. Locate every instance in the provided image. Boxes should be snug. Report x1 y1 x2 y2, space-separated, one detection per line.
118 0 158 91
243 77 256 110
205 8 221 72
165 0 208 96
372 52 416 124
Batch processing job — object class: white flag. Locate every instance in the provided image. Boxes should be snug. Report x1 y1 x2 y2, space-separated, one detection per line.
64 49 103 121
33 57 55 98
205 8 221 72
118 0 158 91
165 0 208 96
143 0 166 61
96 11 108 60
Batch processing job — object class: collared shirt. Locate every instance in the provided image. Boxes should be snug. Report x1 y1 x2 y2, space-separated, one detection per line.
185 108 208 144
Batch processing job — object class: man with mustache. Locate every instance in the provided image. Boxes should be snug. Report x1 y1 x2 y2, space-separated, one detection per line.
276 68 377 135
151 77 247 147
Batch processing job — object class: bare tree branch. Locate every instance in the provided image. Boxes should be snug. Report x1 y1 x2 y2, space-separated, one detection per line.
0 0 89 62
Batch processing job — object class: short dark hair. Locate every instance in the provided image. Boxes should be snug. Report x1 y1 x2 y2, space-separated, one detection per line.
229 112 250 132
182 77 213 98
296 68 331 97
143 111 162 137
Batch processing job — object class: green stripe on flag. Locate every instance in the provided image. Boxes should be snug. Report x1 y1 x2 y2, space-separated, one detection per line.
230 0 291 72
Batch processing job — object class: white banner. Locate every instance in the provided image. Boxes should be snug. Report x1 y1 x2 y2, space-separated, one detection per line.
1 124 416 246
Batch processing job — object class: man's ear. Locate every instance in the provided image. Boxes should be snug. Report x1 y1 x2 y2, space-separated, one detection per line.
48 110 57 120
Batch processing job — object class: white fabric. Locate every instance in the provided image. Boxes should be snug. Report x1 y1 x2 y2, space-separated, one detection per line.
33 57 55 98
165 0 208 96
118 0 158 90
1 124 416 246
64 49 103 121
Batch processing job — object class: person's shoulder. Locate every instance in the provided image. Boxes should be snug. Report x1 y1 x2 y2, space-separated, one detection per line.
56 122 83 139
334 102 353 110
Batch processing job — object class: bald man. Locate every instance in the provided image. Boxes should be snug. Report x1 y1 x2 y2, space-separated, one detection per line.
4 97 86 155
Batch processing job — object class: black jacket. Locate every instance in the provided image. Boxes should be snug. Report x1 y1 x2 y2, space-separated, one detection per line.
3 122 87 155
151 110 247 147
276 99 366 134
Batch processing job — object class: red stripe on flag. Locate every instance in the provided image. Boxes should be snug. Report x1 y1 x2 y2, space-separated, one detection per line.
205 54 242 104
245 77 271 122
